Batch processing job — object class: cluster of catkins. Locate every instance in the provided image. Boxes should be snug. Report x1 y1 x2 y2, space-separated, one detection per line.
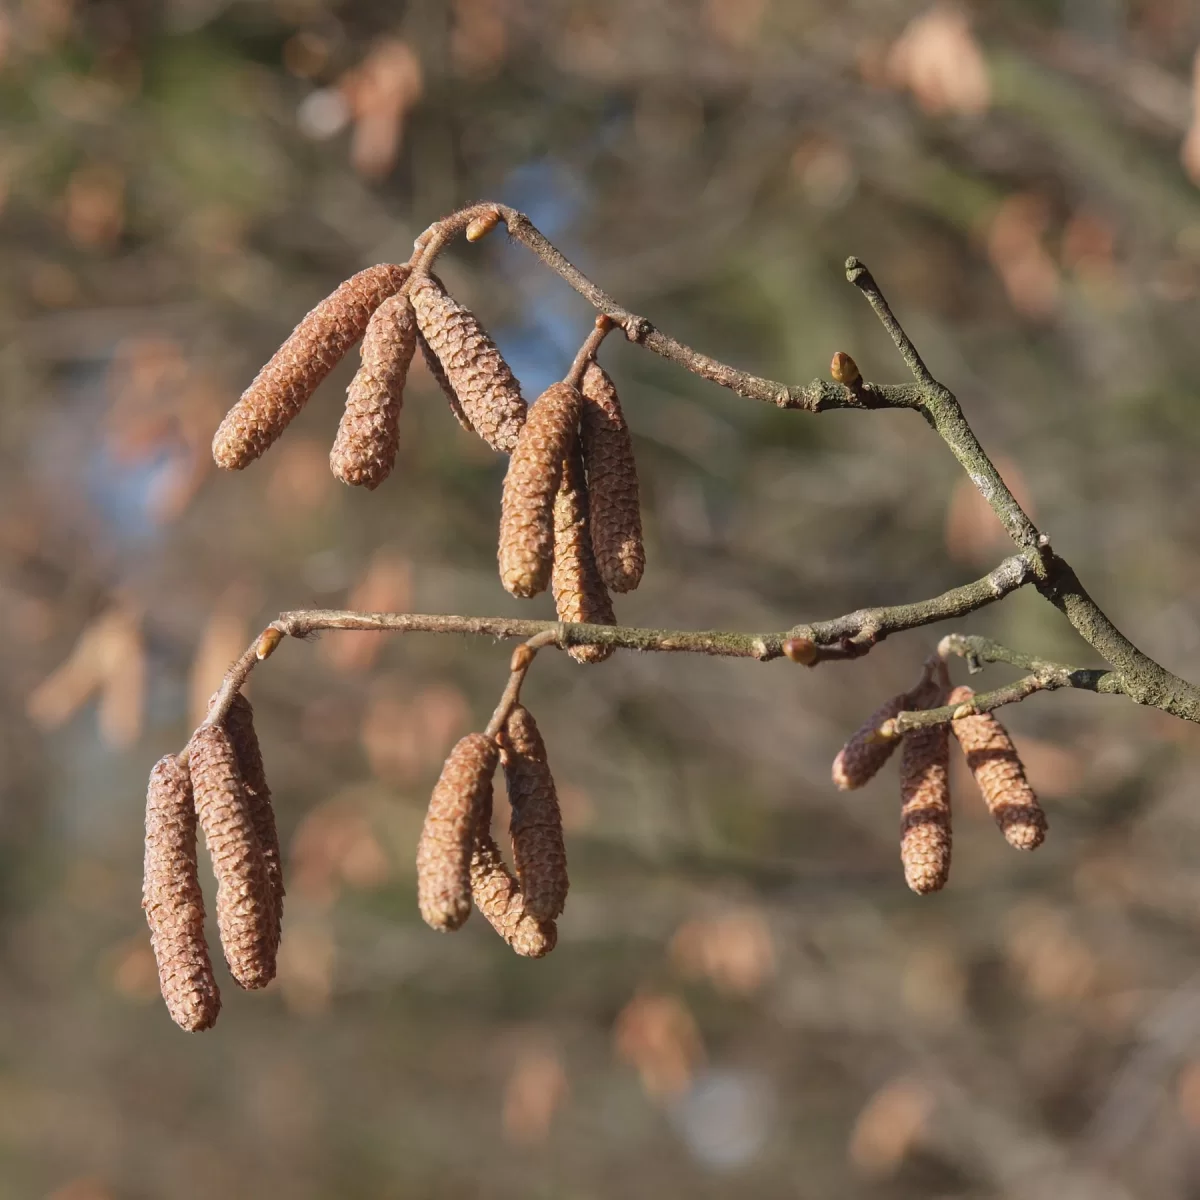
417 701 567 957
143 694 282 1031
209 219 644 654
833 678 1047 893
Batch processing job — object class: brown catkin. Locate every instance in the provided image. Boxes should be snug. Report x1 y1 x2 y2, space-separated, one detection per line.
329 292 417 489
213 264 410 470
501 706 568 921
470 785 557 958
143 755 221 1032
418 331 476 434
552 445 616 663
948 685 1047 850
831 692 910 791
409 273 526 453
899 722 952 894
187 724 275 988
580 362 644 593
498 382 583 598
224 693 284 956
417 733 498 931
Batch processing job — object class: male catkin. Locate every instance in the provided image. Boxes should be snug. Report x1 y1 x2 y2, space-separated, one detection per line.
580 362 644 593
224 692 284 956
899 723 952 894
498 383 583 598
831 692 910 790
417 733 498 931
501 705 568 922
552 447 616 663
143 755 221 1032
409 273 527 453
329 292 417 489
213 263 409 469
948 685 1046 850
188 724 276 988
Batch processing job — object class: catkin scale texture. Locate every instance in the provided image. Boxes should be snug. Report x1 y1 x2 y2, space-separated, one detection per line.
499 383 583 598
580 363 644 593
224 693 284 956
948 686 1046 850
143 755 221 1032
213 264 409 470
188 724 276 988
409 273 526 452
417 733 498 931
552 447 616 663
899 723 952 894
501 706 568 921
832 692 909 790
329 293 417 489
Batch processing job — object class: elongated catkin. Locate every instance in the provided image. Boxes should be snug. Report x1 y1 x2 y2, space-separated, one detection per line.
188 724 276 988
213 263 409 469
948 685 1046 850
224 692 284 956
580 362 644 593
417 733 498 931
330 292 417 489
143 755 221 1032
501 706 568 921
499 383 583 598
552 446 616 663
832 692 909 791
899 722 952 894
409 273 526 453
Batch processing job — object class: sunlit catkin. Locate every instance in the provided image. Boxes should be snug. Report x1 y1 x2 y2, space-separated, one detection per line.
501 706 568 921
409 273 527 453
499 382 583 598
580 362 644 593
417 733 498 931
224 692 284 956
899 722 952 894
831 692 909 791
213 263 410 470
948 685 1046 850
470 787 557 958
187 724 275 988
329 292 417 489
143 754 221 1032
552 447 616 663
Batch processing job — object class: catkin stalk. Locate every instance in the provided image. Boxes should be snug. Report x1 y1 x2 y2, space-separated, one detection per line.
417 733 498 931
213 264 409 469
501 706 568 921
948 685 1047 850
143 755 221 1032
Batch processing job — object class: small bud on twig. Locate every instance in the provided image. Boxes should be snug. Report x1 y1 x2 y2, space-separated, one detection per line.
417 733 498 931
830 351 861 386
255 627 283 660
948 686 1046 850
143 755 221 1032
783 636 818 665
465 208 502 242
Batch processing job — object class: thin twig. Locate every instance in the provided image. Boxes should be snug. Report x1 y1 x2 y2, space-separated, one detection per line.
483 630 559 738
564 314 614 389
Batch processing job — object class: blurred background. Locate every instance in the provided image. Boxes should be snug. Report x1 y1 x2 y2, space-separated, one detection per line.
5 0 1200 1196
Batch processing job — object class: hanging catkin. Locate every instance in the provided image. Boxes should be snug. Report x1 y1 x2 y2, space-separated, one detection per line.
224 692 284 956
831 692 910 791
418 331 476 434
470 788 558 958
329 292 417 489
899 721 952 894
417 733 498 932
501 705 568 921
552 446 616 664
187 724 276 988
213 263 410 470
409 273 527 453
143 754 221 1032
498 382 583 598
580 362 644 594
948 685 1047 850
